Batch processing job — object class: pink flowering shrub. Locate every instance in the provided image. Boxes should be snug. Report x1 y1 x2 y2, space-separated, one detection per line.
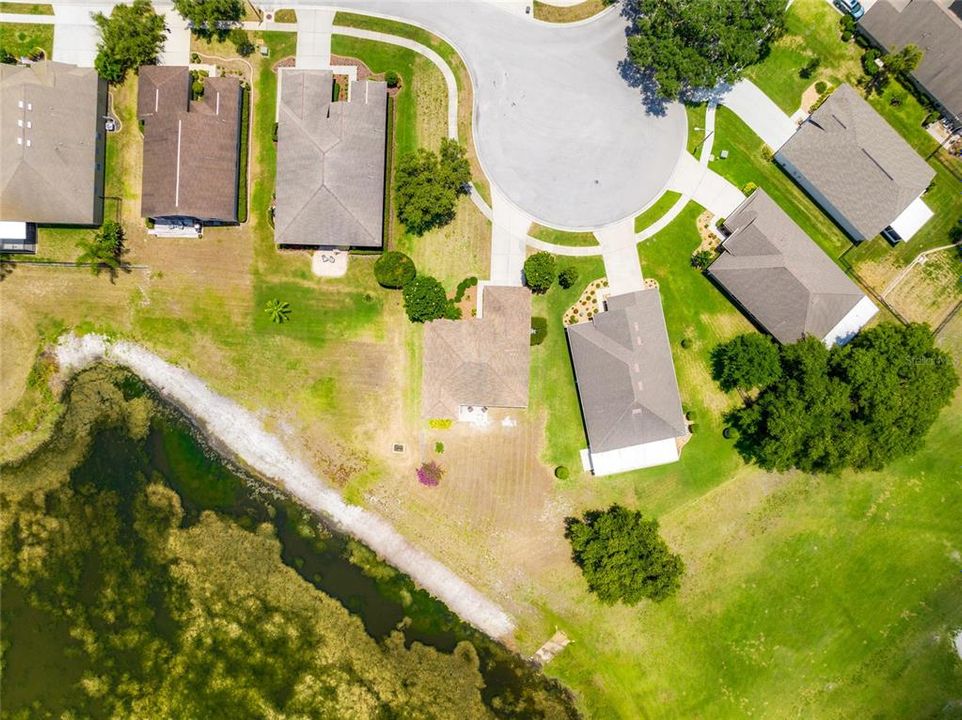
416 461 444 487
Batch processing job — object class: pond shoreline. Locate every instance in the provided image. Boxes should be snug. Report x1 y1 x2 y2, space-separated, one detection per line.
53 333 516 641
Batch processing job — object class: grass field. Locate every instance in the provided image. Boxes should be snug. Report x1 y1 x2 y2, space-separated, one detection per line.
634 190 682 233
532 0 610 23
0 21 52 58
0 2 52 13
684 102 707 156
528 223 599 248
522 205 962 719
745 0 862 114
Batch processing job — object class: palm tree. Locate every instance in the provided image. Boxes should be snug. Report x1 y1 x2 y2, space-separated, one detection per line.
264 298 291 324
76 221 125 277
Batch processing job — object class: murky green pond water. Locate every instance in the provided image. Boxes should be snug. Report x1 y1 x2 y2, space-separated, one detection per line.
1 370 578 718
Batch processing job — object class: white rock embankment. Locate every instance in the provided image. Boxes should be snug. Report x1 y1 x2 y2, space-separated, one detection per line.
54 334 516 640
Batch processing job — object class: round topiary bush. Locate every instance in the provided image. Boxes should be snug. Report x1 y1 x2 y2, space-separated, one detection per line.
680 338 692 349
686 410 696 421
723 426 738 440
815 80 828 94
742 181 758 196
554 466 570 480
374 251 416 289
688 423 698 433
385 70 400 89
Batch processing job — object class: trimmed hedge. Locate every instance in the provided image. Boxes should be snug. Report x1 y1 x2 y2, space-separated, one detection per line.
374 251 416 289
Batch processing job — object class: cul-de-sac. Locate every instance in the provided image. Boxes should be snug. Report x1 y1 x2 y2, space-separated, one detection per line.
1 0 961 716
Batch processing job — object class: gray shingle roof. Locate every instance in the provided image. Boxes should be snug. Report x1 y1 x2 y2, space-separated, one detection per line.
860 0 962 125
1 62 105 225
776 84 934 240
709 190 868 344
137 67 242 223
274 70 387 248
421 286 531 419
566 288 687 454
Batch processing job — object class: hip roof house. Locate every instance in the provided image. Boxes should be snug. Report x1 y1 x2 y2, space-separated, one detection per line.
775 84 935 243
137 66 242 225
422 285 531 420
274 69 387 249
708 189 878 346
859 0 962 129
0 62 106 230
566 288 688 477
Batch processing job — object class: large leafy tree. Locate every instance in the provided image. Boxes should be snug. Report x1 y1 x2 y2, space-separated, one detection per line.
93 0 168 84
173 0 242 39
523 252 556 294
627 0 786 99
730 324 958 473
394 139 471 236
565 505 684 605
401 275 457 323
711 333 782 392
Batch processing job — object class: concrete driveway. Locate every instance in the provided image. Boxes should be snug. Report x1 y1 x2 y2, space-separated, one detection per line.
51 5 101 66
717 80 798 151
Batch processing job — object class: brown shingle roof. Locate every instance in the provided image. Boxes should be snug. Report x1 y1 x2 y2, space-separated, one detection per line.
421 286 532 419
274 69 387 248
137 66 241 222
1 61 106 225
709 190 870 344
775 84 934 240
565 288 687 454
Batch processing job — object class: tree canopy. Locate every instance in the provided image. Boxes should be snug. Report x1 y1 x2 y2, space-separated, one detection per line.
374 251 417 289
401 275 457 323
93 0 168 84
173 0 242 39
523 252 556 294
627 0 786 99
394 139 471 236
711 333 782 392
565 505 684 605
728 323 958 473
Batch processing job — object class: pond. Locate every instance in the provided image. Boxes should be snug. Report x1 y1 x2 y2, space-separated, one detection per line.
1 369 579 718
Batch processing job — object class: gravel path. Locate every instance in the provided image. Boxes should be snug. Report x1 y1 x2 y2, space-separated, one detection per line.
55 334 516 640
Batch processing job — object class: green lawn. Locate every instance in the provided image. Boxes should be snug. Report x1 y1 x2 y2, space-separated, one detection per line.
0 2 53 13
634 190 682 233
684 102 707 156
710 107 852 258
528 223 598 248
533 204 962 719
529 255 605 473
0 21 53 58
532 0 609 23
744 0 862 114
